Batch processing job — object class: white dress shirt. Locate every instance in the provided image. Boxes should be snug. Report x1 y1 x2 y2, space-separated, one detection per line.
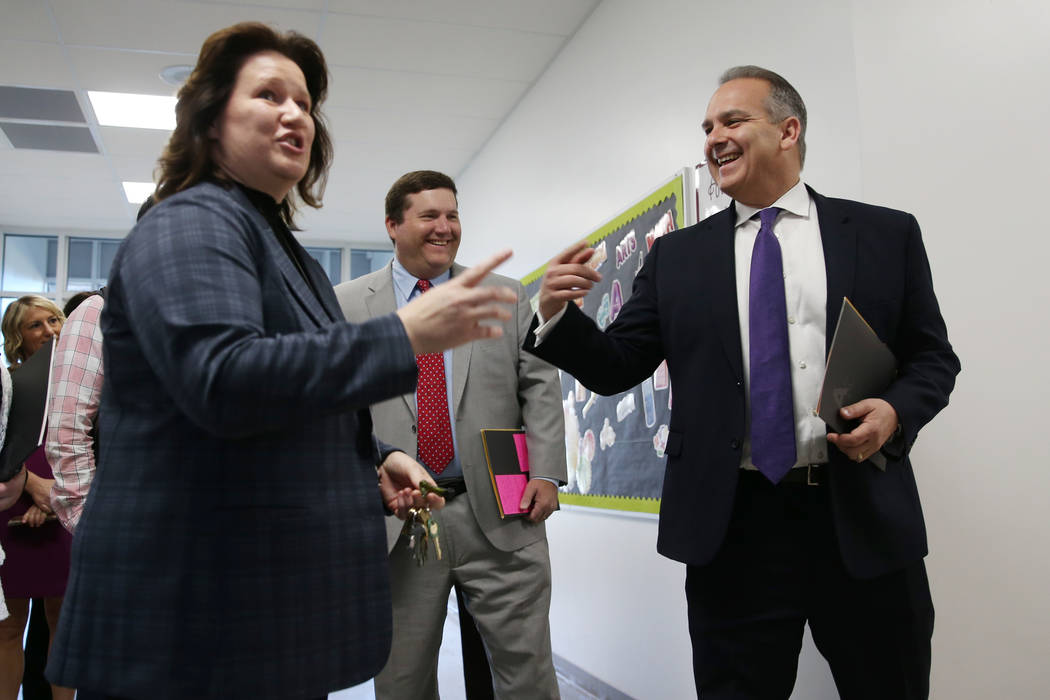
734 180 828 469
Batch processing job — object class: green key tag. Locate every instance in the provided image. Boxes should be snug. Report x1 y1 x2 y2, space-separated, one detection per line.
419 481 449 498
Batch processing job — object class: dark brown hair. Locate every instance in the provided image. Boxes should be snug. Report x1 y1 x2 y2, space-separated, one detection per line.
62 291 101 318
155 22 332 227
385 170 458 224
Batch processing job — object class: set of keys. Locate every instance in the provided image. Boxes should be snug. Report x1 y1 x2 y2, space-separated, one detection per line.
400 481 448 567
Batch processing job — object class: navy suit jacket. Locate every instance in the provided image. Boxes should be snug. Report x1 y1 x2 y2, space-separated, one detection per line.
526 188 959 579
47 182 419 699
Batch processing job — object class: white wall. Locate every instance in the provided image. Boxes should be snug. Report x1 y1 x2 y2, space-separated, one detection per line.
457 0 1050 697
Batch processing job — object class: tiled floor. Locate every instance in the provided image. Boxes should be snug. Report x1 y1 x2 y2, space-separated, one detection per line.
330 592 598 700
328 593 467 699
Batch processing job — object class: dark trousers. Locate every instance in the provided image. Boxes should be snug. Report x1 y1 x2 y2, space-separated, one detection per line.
686 470 933 700
456 583 495 699
23 598 51 700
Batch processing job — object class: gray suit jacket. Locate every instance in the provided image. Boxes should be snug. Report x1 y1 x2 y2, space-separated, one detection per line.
336 262 566 552
47 182 418 699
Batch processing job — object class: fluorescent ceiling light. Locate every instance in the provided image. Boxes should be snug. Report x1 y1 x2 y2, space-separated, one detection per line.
88 91 176 130
123 181 155 204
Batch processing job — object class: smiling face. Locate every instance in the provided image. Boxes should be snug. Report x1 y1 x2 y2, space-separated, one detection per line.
387 188 461 279
19 305 62 359
702 77 801 208
211 50 315 202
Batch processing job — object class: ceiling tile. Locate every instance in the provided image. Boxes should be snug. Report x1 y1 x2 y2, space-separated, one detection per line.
0 41 77 89
0 2 60 42
326 106 497 151
0 149 108 178
51 0 322 53
107 155 163 182
67 46 196 95
97 126 171 159
0 87 85 122
165 0 328 11
320 14 564 81
0 173 131 230
0 122 98 153
325 65 526 118
326 0 599 35
332 141 474 180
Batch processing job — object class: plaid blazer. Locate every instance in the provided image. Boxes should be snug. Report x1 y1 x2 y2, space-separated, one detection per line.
47 182 418 699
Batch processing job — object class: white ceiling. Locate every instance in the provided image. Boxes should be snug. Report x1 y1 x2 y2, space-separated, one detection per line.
0 0 599 243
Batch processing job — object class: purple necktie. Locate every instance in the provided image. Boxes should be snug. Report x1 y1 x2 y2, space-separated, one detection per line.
749 207 797 483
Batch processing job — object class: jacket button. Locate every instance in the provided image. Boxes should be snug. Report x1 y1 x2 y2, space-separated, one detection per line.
730 439 741 450
411 424 417 433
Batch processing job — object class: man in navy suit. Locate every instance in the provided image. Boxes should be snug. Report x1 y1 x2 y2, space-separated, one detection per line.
526 66 959 699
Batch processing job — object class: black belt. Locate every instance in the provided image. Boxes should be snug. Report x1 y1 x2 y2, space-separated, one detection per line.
741 464 825 486
435 477 467 501
780 464 825 486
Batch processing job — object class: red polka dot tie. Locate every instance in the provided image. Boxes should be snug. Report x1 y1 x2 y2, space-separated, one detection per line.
414 279 454 474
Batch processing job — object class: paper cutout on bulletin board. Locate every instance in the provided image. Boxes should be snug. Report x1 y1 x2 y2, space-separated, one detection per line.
695 160 731 221
522 173 687 514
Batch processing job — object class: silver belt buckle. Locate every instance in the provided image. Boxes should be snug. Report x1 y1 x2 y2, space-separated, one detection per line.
806 464 819 486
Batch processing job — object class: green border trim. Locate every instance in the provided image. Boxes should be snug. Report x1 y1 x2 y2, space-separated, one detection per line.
520 174 686 288
559 493 661 514
522 173 685 515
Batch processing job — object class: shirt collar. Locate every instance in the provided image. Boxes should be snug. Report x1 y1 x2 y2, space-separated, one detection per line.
734 180 810 227
392 256 452 303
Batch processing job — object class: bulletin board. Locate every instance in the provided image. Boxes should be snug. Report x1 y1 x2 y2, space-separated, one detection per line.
522 173 687 514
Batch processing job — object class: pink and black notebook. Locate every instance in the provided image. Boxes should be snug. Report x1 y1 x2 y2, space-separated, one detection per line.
480 429 531 518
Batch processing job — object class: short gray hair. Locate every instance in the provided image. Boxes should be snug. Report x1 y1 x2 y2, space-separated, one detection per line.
719 65 807 167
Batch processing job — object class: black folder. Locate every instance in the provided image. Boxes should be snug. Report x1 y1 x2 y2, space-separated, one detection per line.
817 298 897 469
0 338 57 481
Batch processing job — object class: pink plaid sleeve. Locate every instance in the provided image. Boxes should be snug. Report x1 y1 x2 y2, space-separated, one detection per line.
46 293 105 533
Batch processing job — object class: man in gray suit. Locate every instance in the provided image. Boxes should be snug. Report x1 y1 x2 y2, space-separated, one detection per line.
336 170 566 699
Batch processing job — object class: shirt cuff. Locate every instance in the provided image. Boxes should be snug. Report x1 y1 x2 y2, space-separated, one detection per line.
533 305 568 345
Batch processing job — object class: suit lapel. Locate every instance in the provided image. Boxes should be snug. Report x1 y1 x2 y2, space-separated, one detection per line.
365 264 418 419
229 186 333 328
449 264 472 413
363 263 398 319
811 187 857 352
707 206 745 380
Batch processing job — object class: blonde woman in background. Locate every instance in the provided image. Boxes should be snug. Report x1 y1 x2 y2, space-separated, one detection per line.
0 296 73 700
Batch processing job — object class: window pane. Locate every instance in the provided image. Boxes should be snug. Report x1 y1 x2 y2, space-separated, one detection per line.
67 236 120 291
99 241 120 281
303 246 342 285
68 240 94 278
326 250 342 284
47 239 58 278
2 234 58 292
350 249 393 280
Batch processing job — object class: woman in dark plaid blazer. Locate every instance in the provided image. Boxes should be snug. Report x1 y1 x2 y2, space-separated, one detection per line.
44 22 513 700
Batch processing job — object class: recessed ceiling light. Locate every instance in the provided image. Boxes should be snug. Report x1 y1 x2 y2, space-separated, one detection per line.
159 65 193 87
88 91 176 130
122 181 155 204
